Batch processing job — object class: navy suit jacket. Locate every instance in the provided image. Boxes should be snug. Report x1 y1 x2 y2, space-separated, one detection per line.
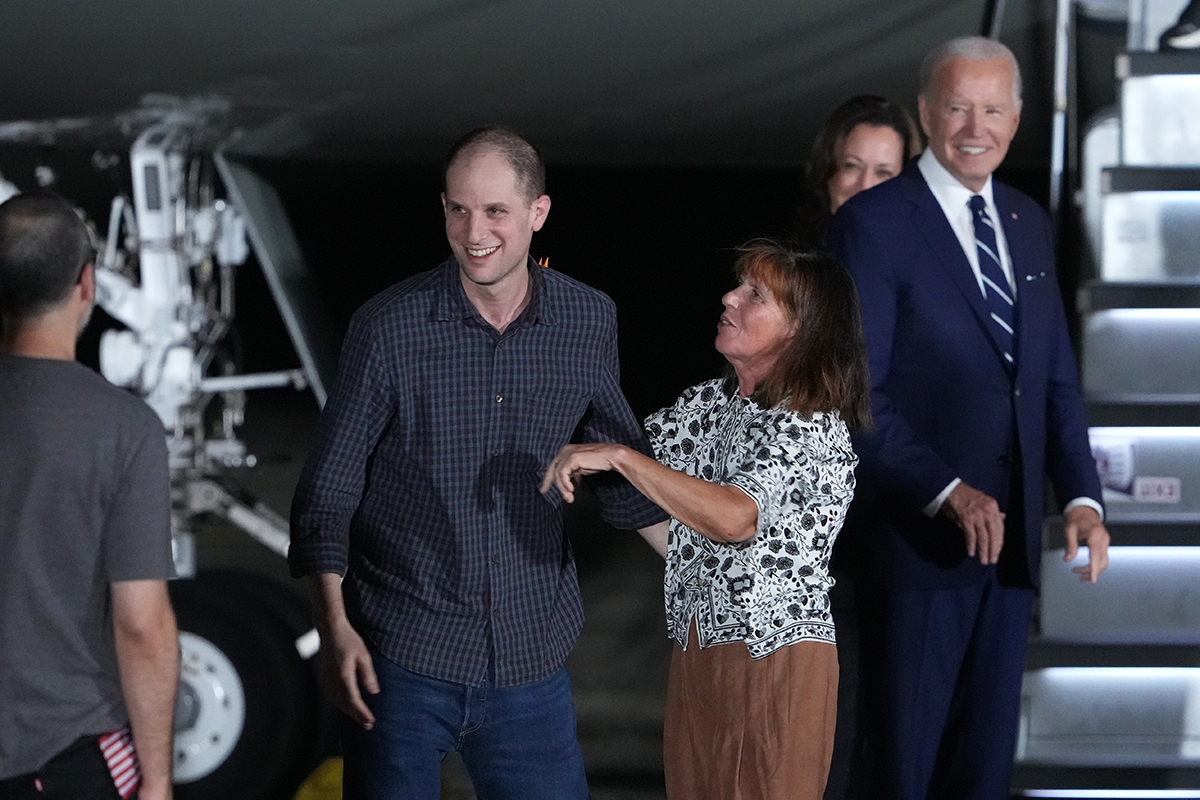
828 163 1102 589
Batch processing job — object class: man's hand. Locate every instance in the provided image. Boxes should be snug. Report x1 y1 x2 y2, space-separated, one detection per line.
309 574 379 729
1063 505 1110 583
942 482 1006 565
540 443 625 503
318 617 379 729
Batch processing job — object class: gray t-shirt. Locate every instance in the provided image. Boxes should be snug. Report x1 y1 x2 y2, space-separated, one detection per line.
0 354 173 778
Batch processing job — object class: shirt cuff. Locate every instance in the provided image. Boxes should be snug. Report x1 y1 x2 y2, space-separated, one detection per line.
1063 496 1104 522
923 478 962 518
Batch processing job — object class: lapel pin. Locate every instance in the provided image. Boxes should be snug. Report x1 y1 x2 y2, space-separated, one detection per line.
1011 212 1018 220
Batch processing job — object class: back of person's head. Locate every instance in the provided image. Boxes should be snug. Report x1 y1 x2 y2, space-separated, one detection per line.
0 191 94 322
443 126 546 203
919 36 1023 105
731 239 872 430
799 95 922 240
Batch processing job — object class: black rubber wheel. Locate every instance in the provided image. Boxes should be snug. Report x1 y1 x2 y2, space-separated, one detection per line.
170 571 330 800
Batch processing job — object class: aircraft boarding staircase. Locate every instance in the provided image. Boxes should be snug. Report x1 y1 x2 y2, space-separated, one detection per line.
1012 0 1200 796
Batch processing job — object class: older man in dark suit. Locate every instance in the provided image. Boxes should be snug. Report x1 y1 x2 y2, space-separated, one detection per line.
828 36 1110 799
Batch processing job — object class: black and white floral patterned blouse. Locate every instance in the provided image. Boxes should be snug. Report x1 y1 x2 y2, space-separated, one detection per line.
644 378 858 658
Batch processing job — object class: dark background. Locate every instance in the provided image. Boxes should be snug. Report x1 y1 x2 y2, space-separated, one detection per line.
250 160 803 420
246 158 1052 422
0 151 1052 419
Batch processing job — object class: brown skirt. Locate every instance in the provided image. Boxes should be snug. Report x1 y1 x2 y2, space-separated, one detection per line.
663 626 838 800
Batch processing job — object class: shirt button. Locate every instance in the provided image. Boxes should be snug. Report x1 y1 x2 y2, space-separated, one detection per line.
495 394 503 403
1014 388 1021 397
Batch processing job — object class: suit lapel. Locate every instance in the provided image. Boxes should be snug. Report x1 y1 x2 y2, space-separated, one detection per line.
899 167 1009 368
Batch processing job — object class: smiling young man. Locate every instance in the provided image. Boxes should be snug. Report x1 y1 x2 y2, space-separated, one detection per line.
289 127 665 800
828 38 1109 799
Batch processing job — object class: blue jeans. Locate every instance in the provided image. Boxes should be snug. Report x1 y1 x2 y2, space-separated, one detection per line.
341 652 589 800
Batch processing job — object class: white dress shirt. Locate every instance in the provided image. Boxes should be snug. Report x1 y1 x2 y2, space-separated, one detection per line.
918 148 1016 297
914 149 1103 522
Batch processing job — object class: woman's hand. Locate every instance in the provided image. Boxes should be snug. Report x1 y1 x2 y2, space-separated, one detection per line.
540 443 628 503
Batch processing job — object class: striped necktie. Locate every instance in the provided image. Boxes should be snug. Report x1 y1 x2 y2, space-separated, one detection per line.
969 194 1015 368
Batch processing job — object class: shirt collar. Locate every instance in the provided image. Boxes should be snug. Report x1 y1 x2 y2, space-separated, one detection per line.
917 148 996 211
434 257 556 328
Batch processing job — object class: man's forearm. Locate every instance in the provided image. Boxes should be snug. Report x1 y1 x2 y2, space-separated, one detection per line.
112 580 179 799
308 572 351 633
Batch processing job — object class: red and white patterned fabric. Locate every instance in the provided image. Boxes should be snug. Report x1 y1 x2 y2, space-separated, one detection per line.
98 726 141 799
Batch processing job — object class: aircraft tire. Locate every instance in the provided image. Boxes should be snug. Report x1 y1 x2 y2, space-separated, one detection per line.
170 571 330 800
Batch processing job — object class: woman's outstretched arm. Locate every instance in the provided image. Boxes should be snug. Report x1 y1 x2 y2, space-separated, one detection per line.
541 443 758 543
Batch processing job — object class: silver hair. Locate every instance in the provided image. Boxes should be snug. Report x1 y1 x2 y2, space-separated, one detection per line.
919 36 1023 106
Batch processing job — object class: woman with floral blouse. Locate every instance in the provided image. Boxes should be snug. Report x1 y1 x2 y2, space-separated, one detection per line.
542 238 872 800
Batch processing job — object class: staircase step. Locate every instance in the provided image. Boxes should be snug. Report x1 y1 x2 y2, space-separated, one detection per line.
1082 309 1200 396
1121 69 1200 165
1018 666 1200 766
1099 169 1200 282
1079 282 1200 312
1089 427 1200 522
1087 402 1200 427
1040 546 1200 644
1120 51 1200 79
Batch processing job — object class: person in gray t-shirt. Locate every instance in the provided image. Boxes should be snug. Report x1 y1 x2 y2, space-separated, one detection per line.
0 192 178 800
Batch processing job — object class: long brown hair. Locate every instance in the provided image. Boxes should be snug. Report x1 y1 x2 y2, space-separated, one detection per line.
797 95 921 242
727 239 872 431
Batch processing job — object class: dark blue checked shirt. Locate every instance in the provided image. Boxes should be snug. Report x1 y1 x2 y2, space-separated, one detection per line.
290 258 666 687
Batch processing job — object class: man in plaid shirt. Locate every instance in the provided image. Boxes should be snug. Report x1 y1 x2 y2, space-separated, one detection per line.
290 127 665 799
